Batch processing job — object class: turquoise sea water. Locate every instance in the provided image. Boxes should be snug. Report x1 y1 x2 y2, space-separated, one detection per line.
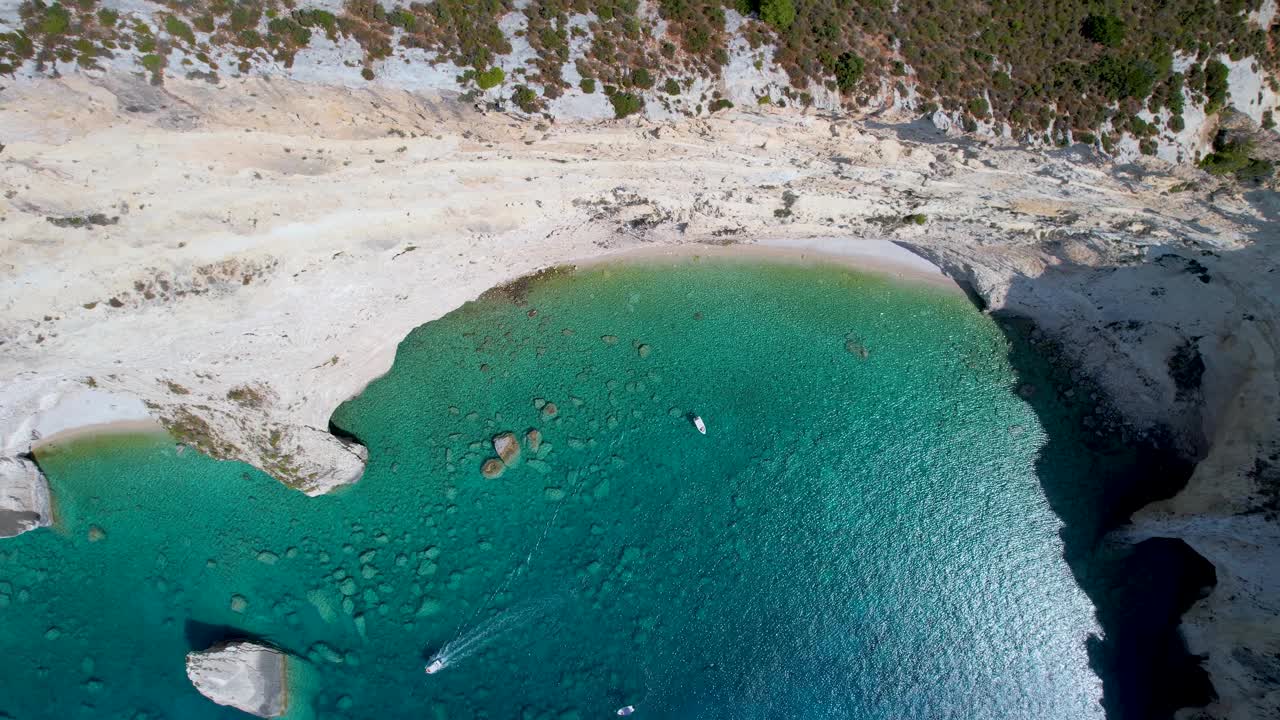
2 259 1109 719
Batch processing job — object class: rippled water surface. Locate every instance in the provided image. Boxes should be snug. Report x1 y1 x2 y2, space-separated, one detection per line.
1 259 1106 719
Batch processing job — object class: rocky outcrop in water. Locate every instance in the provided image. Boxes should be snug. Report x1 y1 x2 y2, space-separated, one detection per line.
185 641 288 718
493 432 520 465
0 457 50 539
481 458 506 479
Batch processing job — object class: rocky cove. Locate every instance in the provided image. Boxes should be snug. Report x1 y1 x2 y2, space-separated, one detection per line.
0 71 1276 718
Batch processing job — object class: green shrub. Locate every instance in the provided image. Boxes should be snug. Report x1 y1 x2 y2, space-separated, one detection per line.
1169 115 1186 132
1200 148 1246 175
97 8 118 27
513 85 539 113
1204 60 1229 113
1263 110 1276 130
1081 14 1125 47
267 17 311 47
580 77 596 93
295 9 338 36
165 16 195 45
1167 73 1186 115
609 91 644 118
662 78 680 95
229 4 261 32
967 97 989 118
1092 56 1158 100
709 98 733 112
40 4 71 35
476 66 504 89
759 0 796 31
903 213 927 225
834 52 863 93
361 67 375 80
1236 158 1275 182
141 53 164 72
388 8 416 30
1199 131 1271 182
630 67 654 89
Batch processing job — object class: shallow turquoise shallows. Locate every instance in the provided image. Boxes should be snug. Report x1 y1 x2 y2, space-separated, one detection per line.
2 259 1106 719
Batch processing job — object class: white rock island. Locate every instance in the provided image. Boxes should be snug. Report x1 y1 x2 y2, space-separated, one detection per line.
185 641 289 718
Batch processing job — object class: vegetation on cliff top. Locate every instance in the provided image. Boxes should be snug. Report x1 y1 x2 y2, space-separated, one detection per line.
1 0 1276 147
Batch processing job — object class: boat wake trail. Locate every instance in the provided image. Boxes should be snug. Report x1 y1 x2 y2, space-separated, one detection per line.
425 598 556 673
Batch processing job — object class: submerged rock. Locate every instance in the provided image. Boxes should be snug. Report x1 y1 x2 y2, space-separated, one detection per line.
493 432 520 464
481 458 505 479
185 641 288 718
0 456 51 539
525 429 542 452
844 338 869 359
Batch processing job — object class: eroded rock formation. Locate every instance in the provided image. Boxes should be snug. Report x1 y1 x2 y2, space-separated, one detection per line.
185 641 288 718
0 457 50 539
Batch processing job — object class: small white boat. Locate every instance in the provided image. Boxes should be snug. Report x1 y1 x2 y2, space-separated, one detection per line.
424 659 446 674
616 706 636 717
693 415 707 435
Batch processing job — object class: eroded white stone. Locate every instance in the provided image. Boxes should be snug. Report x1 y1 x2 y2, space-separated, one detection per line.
186 641 287 718
0 456 50 539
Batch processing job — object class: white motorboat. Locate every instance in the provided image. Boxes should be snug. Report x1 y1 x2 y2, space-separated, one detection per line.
616 706 637 716
424 659 446 674
692 415 707 434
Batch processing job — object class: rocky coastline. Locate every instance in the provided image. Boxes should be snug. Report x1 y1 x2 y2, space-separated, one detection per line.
0 69 1276 718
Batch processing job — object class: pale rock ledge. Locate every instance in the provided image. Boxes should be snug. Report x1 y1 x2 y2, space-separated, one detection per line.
0 456 50 539
185 641 289 718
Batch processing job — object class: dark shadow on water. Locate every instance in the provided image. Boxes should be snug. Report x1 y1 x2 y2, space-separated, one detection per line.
184 620 276 653
994 313 1217 719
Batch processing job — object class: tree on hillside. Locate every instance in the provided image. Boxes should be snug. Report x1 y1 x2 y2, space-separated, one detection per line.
834 52 864 92
760 0 795 31
1081 13 1125 47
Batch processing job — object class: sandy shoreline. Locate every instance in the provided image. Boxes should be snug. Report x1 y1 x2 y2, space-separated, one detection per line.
18 239 954 461
576 239 961 291
31 419 168 452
